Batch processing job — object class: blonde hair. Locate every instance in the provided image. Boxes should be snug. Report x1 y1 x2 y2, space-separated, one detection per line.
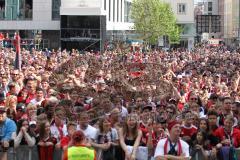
5 95 17 109
27 103 37 111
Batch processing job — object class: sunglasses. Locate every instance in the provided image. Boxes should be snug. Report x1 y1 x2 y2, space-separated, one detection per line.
166 110 174 114
190 98 198 100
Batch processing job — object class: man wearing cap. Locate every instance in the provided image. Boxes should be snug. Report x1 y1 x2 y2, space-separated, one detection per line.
0 106 16 160
15 103 28 121
154 121 190 160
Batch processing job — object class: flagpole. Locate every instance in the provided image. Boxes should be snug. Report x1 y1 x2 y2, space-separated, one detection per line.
14 31 21 71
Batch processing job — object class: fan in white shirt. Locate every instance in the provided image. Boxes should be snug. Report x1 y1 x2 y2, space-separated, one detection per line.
29 88 45 106
154 121 190 160
77 111 97 140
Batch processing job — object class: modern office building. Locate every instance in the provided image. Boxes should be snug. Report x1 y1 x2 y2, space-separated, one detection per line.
60 0 134 51
0 0 134 50
194 0 223 41
221 0 240 47
0 0 61 49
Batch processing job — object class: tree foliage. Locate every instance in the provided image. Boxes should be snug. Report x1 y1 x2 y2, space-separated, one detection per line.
131 0 181 44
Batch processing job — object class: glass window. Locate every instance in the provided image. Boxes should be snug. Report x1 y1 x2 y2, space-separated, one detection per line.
52 0 61 20
124 0 132 22
0 0 5 20
19 0 33 20
109 0 111 21
117 0 119 22
0 0 33 20
120 0 122 22
177 3 186 14
104 0 106 10
113 0 115 22
208 2 212 12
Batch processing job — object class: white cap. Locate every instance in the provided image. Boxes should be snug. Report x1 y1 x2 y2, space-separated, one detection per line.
29 121 37 126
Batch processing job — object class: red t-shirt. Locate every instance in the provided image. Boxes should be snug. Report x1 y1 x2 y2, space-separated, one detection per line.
38 137 57 160
181 125 198 137
213 127 240 148
60 136 70 149
25 92 36 104
139 123 148 145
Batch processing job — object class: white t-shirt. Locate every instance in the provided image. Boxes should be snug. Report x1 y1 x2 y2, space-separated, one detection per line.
29 98 44 106
77 124 97 140
154 138 189 158
121 106 128 118
50 123 68 141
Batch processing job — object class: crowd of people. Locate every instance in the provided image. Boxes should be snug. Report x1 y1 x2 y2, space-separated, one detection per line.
0 45 239 160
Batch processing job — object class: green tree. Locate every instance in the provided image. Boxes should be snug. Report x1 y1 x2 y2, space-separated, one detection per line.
131 0 181 44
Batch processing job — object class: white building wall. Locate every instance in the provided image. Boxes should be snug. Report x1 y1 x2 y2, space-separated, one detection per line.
0 0 59 30
164 0 194 24
201 0 218 15
164 0 195 50
60 0 133 31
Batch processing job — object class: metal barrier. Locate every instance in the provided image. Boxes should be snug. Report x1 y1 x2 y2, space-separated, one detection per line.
3 145 240 160
5 146 63 160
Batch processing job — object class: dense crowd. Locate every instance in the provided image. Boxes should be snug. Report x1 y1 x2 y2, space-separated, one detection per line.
0 45 239 160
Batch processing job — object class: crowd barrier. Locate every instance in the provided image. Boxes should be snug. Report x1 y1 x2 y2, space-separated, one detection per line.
3 145 240 160
6 146 62 160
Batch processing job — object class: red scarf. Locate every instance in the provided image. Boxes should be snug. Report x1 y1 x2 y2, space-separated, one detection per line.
164 138 182 156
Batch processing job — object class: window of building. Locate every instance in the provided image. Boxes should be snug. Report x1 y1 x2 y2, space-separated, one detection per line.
0 0 5 20
0 0 33 20
52 0 61 20
124 0 132 22
113 0 115 22
177 3 186 14
19 0 33 20
208 2 212 12
120 0 122 22
104 0 106 10
109 0 111 21
196 15 221 34
117 0 119 22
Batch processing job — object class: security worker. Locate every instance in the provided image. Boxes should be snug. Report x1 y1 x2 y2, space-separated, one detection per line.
62 130 96 160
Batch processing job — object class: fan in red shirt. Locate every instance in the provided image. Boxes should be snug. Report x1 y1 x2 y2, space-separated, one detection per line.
37 121 57 160
181 112 198 144
213 115 240 148
56 122 77 150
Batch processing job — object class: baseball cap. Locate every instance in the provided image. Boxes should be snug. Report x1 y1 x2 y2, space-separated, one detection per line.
16 103 26 112
29 121 36 126
142 105 153 112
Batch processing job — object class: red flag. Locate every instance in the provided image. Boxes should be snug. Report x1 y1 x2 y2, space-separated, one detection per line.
14 32 21 70
0 33 4 40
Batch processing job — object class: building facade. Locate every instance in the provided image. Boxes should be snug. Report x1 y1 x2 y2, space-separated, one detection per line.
0 0 61 49
60 0 134 51
163 0 195 50
222 0 240 47
194 0 223 41
0 0 197 50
